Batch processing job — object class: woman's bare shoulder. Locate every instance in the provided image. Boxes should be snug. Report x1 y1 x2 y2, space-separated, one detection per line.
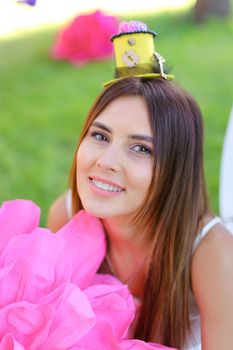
192 220 233 264
191 221 233 347
192 220 233 281
191 221 233 317
47 192 71 232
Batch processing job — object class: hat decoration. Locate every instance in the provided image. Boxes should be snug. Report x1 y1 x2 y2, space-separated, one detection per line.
104 20 174 87
17 0 37 6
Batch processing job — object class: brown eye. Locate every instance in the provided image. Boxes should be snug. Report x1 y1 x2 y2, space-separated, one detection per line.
91 131 109 143
131 144 153 156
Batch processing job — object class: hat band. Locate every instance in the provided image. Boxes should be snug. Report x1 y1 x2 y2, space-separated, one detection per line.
114 62 169 79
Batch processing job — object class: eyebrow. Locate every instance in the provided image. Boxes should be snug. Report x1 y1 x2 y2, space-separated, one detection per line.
92 121 111 133
91 121 153 143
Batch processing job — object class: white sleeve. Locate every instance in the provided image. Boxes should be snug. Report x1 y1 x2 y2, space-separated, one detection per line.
66 189 72 219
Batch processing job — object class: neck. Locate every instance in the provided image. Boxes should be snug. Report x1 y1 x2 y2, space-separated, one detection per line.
102 216 148 259
102 216 150 298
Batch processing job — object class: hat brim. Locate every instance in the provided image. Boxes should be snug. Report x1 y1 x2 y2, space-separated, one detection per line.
103 73 175 87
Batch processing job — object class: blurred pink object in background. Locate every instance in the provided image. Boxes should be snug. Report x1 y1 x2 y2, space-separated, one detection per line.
52 10 119 66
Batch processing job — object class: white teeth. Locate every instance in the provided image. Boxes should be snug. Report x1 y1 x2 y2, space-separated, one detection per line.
91 179 123 192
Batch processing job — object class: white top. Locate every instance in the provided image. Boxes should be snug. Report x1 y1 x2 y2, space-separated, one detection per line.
66 189 72 219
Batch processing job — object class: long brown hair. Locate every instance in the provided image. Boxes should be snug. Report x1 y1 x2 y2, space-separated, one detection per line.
69 77 209 348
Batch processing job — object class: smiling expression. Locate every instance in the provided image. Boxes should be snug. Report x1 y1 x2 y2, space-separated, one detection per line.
76 95 154 220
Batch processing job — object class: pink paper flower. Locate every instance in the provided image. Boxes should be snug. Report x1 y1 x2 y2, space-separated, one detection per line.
52 10 119 66
0 199 176 350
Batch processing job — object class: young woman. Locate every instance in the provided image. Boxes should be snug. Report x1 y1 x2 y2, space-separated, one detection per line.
47 22 233 350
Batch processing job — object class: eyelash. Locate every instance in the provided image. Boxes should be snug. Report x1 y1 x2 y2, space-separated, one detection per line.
131 144 152 155
90 131 109 142
90 131 152 156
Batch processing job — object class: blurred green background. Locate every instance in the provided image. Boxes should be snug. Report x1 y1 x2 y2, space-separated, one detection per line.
0 4 233 226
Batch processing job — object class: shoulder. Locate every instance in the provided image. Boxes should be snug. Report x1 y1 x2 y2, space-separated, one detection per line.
47 191 71 232
192 220 233 277
191 220 233 317
192 220 233 289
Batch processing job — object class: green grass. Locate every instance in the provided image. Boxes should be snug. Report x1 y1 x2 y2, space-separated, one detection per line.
0 7 233 226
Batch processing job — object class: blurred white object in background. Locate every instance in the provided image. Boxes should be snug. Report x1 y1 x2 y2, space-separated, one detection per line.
0 0 194 38
220 105 233 233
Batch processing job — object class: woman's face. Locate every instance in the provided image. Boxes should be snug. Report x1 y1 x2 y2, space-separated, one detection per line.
76 95 154 219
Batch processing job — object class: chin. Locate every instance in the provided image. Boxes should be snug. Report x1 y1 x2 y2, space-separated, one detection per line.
80 200 125 219
80 202 111 219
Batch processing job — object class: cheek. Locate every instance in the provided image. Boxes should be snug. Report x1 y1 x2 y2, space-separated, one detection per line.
129 161 153 196
76 147 90 188
76 143 92 196
76 141 93 173
141 173 153 199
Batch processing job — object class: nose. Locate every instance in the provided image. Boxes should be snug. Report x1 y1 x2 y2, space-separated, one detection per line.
96 145 121 173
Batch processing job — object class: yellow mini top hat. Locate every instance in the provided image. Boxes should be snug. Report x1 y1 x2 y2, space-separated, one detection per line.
104 21 174 87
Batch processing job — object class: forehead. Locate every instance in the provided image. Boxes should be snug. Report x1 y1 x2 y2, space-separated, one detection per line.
94 95 152 134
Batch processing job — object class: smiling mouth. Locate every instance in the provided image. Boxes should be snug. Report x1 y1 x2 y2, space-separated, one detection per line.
89 178 125 193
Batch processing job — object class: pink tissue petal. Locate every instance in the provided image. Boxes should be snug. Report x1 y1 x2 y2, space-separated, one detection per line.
40 283 95 349
0 210 106 302
0 228 69 302
57 210 106 288
0 258 32 308
0 302 54 348
76 321 122 350
0 200 40 253
0 333 25 350
85 281 135 341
